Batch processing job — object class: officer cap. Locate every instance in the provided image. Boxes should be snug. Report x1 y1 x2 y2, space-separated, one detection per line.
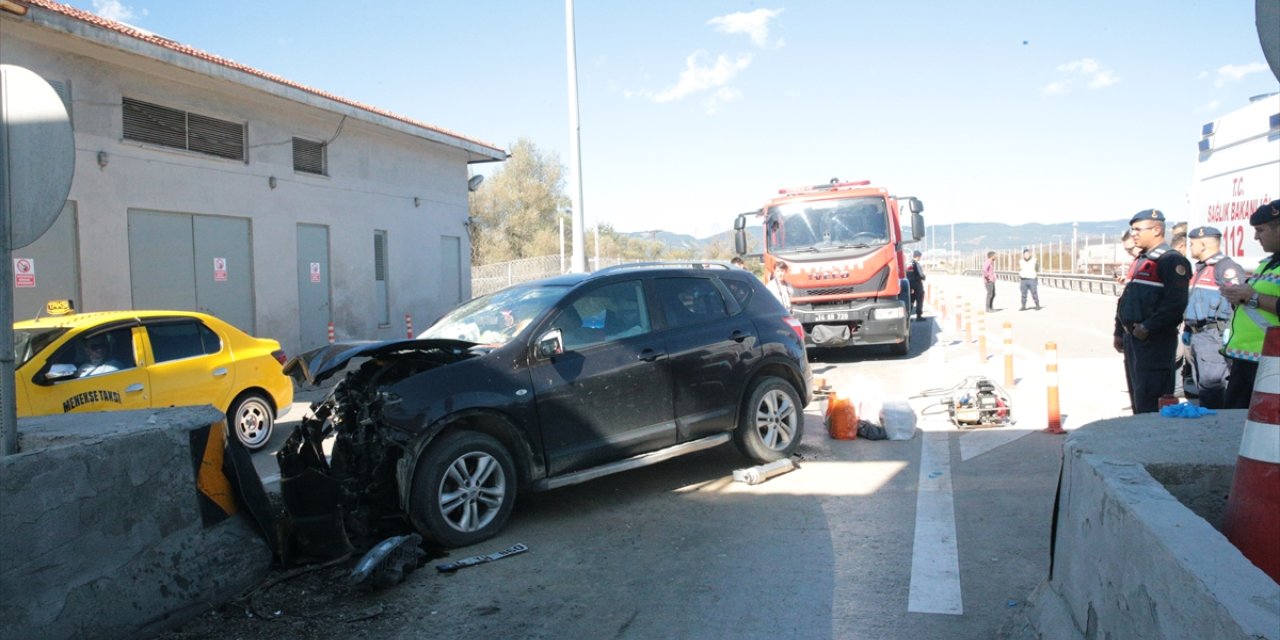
1129 209 1165 224
1250 200 1280 226
912 250 921 257
1187 226 1221 238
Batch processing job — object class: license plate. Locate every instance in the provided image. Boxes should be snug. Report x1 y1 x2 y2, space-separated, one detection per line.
814 311 847 322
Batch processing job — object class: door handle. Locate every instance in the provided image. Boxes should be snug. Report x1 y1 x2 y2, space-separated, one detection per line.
637 348 666 362
125 383 144 393
730 330 748 343
212 367 228 377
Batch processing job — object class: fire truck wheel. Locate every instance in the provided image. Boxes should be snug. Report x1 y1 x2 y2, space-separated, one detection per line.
734 376 803 464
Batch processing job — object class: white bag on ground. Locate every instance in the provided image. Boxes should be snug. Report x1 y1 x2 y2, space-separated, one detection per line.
879 399 917 441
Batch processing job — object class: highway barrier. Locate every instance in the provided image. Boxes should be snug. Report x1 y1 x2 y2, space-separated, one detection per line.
1222 326 1280 582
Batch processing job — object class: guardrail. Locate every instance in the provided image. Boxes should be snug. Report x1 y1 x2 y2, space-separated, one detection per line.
963 270 1123 296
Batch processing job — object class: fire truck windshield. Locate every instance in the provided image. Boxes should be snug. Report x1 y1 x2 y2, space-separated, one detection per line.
766 196 890 253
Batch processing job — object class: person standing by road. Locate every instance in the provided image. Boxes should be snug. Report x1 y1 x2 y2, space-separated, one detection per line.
1112 209 1191 413
766 261 791 310
1018 248 1041 310
1182 226 1243 408
906 250 926 321
1221 200 1280 408
982 251 997 312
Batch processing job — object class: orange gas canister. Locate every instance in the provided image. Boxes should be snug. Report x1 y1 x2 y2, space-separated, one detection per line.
826 393 859 440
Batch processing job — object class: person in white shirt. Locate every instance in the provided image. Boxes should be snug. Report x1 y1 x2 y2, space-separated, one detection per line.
1018 248 1041 310
77 335 123 377
766 261 791 309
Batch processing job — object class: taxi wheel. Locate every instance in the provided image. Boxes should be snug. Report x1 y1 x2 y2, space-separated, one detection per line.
228 392 274 451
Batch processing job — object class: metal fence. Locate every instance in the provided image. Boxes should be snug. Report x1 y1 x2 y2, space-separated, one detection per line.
963 270 1124 296
470 255 629 297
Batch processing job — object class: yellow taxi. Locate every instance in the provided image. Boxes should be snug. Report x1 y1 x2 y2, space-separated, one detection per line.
13 301 294 450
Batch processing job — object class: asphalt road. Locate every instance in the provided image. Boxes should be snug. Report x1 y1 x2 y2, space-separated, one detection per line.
228 275 1129 639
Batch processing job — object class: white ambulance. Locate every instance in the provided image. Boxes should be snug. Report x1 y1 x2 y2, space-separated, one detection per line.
1188 93 1280 271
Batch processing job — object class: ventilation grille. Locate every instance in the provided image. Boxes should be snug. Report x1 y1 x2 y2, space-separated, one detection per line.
374 232 387 282
122 97 244 161
292 137 326 175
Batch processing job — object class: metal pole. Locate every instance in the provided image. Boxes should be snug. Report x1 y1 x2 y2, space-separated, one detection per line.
0 120 13 454
1071 222 1078 272
565 0 587 273
559 214 565 274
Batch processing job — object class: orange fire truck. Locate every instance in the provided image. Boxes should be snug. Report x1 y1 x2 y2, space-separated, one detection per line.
734 179 924 354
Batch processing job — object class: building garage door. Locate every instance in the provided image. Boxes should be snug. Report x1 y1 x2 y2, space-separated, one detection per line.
11 201 80 320
128 210 255 333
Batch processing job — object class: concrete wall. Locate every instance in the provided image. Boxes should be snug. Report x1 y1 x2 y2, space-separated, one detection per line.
0 407 272 640
1028 413 1279 640
0 7 501 354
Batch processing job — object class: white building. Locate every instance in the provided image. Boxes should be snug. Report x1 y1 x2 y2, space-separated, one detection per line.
0 0 507 355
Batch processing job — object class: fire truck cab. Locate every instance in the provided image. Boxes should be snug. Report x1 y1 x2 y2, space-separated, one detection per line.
735 179 924 354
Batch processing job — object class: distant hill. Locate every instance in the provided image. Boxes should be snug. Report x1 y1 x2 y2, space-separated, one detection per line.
626 220 1132 254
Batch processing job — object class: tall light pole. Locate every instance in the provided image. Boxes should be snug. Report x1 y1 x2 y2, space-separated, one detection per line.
559 209 568 274
565 0 587 273
1071 222 1078 272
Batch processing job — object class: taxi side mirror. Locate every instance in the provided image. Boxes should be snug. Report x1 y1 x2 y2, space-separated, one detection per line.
42 363 77 383
536 329 564 358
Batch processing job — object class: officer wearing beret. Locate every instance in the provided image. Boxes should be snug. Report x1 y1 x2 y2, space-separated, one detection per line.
907 250 926 321
1182 226 1243 408
1221 200 1280 408
1113 209 1191 413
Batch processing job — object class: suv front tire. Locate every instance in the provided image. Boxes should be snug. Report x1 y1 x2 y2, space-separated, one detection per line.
734 376 803 463
409 431 517 548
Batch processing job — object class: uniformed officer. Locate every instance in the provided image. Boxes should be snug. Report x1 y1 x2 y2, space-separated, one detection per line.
906 250 926 321
1221 200 1280 408
1181 226 1243 408
1112 209 1191 413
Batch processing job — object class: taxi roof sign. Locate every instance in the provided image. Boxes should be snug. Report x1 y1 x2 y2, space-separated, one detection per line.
44 299 74 316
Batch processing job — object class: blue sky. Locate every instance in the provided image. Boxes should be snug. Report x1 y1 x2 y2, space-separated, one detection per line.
70 1 1278 238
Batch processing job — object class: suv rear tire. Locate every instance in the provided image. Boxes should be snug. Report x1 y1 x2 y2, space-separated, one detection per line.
409 431 517 548
734 376 803 463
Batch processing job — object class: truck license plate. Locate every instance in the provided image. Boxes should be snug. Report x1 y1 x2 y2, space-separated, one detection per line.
815 311 847 322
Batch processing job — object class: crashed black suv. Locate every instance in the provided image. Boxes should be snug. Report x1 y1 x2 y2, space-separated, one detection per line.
281 263 812 550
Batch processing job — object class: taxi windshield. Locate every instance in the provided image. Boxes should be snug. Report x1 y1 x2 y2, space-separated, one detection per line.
766 196 891 254
420 283 570 346
14 327 68 368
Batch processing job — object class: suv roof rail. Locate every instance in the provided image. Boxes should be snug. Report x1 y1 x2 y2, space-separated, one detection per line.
595 260 733 274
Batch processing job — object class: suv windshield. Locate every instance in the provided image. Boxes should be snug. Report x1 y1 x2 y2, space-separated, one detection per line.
14 327 68 368
420 283 569 346
766 195 890 253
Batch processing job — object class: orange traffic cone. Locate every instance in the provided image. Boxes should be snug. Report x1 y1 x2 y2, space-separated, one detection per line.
1222 326 1280 582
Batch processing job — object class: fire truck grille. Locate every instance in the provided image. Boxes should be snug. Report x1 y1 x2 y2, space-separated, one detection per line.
796 265 891 298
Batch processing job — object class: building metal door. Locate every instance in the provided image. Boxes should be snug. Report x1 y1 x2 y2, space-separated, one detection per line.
441 235 463 305
193 216 254 332
11 201 80 319
128 210 255 332
296 224 332 351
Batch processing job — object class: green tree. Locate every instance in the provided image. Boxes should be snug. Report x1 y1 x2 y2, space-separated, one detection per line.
468 138 569 264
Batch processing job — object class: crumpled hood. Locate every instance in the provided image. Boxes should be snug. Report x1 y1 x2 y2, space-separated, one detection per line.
283 339 477 386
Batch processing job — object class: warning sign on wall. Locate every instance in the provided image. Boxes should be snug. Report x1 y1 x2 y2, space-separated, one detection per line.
213 257 228 282
310 262 321 283
14 258 35 288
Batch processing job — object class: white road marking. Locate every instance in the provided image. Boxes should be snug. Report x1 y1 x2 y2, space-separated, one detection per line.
908 431 963 615
960 427 1033 461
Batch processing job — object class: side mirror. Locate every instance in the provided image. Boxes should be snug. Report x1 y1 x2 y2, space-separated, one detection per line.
912 211 925 241
735 230 747 256
909 198 924 214
536 329 564 358
42 363 77 383
733 213 749 231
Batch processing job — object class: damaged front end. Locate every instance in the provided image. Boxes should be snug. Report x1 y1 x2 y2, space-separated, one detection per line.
275 339 477 564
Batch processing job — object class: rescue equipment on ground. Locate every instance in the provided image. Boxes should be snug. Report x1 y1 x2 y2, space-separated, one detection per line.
825 391 859 440
732 457 798 485
916 376 1014 428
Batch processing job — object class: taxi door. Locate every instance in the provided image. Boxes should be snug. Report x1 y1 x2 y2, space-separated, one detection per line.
141 318 236 413
18 326 151 416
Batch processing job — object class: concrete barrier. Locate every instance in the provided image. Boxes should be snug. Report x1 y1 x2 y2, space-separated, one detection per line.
0 406 272 640
1026 411 1279 639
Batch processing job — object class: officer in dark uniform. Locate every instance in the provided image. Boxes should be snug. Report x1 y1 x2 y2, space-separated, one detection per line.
906 250 925 321
1181 226 1243 408
1112 209 1191 413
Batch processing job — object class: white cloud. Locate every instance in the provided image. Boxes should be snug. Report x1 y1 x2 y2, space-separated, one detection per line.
1044 57 1119 94
92 0 146 23
1213 62 1270 86
651 51 752 104
708 8 783 47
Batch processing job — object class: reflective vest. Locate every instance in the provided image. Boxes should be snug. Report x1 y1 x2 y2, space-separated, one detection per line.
1185 254 1240 323
1225 255 1280 362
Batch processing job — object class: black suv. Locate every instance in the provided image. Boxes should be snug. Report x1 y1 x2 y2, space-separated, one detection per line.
281 263 812 549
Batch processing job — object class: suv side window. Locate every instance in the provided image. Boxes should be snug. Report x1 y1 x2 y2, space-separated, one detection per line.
548 280 650 351
655 277 729 328
147 321 222 363
719 276 755 309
